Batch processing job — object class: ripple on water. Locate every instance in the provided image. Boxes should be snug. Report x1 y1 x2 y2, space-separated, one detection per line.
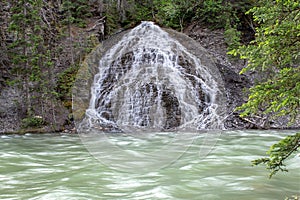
0 131 299 200
130 186 171 200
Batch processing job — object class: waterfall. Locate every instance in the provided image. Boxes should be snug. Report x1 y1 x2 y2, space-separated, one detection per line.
80 21 225 132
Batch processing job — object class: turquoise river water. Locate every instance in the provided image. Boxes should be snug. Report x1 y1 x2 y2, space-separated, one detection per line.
0 130 299 200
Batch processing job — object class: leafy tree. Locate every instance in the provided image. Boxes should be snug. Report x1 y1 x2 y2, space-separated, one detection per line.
229 0 300 176
231 0 300 123
252 133 300 178
194 0 228 29
152 0 197 31
193 0 254 29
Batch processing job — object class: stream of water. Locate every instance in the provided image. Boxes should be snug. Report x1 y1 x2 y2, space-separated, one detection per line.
0 130 299 200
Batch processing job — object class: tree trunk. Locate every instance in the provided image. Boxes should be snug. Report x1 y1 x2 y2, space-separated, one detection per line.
117 0 127 22
22 4 33 117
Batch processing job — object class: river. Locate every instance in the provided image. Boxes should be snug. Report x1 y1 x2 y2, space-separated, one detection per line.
0 130 299 200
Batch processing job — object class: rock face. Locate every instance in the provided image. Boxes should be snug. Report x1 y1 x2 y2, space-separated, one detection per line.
184 24 300 129
184 24 253 129
216 63 252 129
74 22 229 132
0 87 23 133
0 85 71 134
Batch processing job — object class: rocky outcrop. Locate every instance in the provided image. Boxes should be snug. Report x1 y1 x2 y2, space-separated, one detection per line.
74 23 247 131
216 63 253 129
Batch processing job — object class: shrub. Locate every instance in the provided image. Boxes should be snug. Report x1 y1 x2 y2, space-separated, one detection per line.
21 116 45 128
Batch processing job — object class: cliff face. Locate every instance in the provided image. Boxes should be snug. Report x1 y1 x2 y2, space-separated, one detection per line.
0 86 71 134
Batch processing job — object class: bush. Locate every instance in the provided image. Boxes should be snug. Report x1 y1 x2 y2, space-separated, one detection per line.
224 22 241 52
56 65 79 102
194 0 228 29
21 116 45 128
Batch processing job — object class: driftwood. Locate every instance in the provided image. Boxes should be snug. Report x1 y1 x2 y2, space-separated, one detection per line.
241 115 271 129
87 16 106 42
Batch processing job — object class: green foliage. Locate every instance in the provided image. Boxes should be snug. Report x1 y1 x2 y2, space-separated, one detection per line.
8 0 45 115
230 0 300 121
62 0 92 27
229 0 300 178
238 67 300 122
230 0 300 74
104 3 120 34
192 0 255 42
56 65 80 102
21 116 45 128
195 0 228 29
129 0 153 23
224 20 241 52
152 0 192 30
154 0 178 28
97 0 255 32
112 0 198 31
252 132 300 178
7 0 61 122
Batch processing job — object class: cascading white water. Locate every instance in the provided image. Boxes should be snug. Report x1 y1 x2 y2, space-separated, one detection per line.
82 21 225 132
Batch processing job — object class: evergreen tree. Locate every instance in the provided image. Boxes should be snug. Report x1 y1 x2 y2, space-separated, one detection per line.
0 0 11 87
8 0 61 127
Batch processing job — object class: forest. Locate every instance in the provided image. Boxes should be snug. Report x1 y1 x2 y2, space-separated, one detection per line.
0 0 299 180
